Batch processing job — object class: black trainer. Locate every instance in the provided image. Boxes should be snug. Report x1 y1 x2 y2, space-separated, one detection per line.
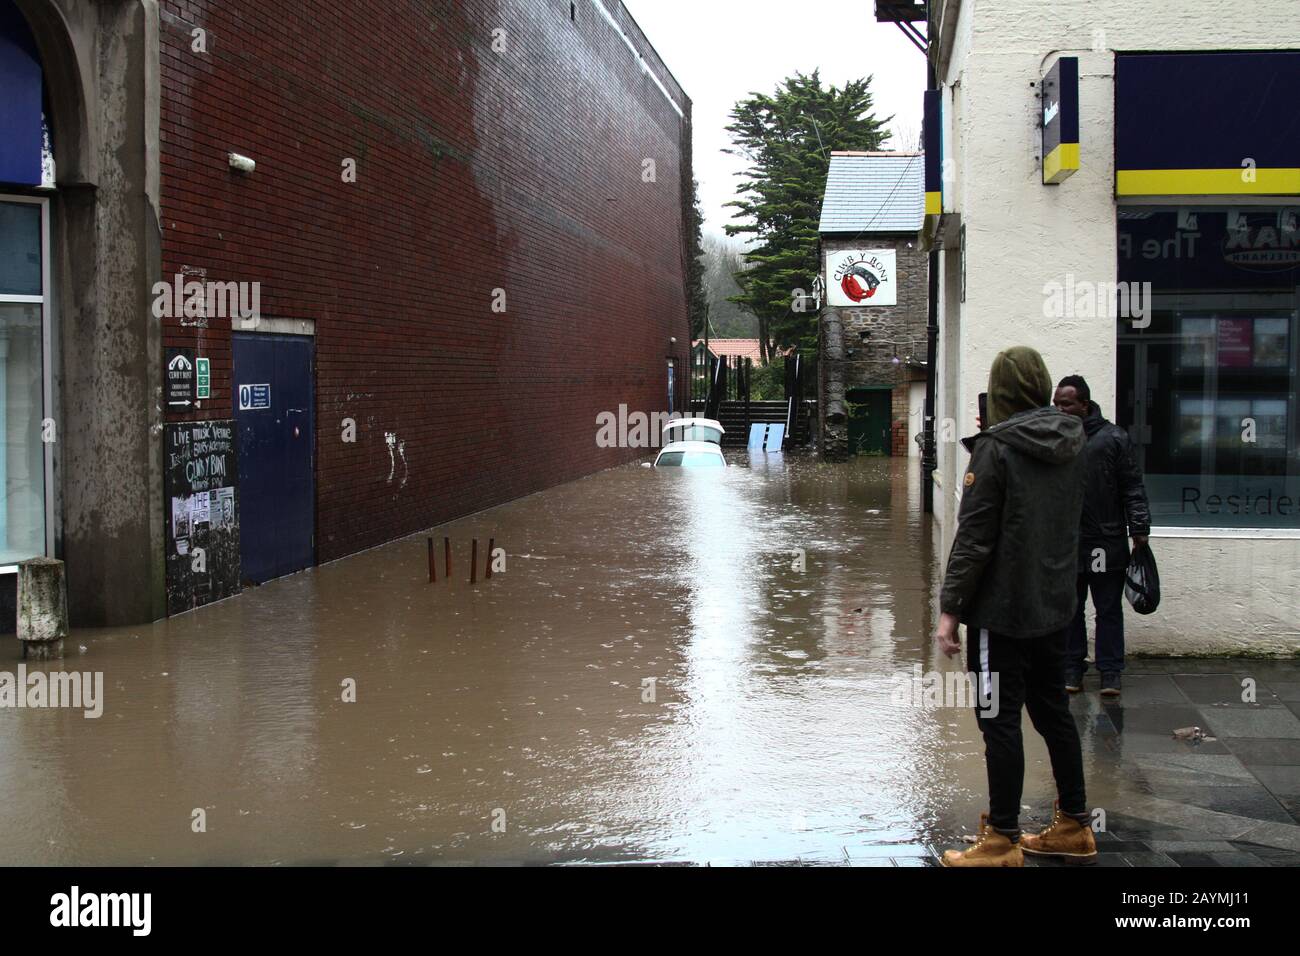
1065 668 1083 694
1100 672 1122 697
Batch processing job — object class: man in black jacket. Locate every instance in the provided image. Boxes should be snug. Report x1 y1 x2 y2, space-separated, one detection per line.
1053 375 1151 698
936 346 1096 866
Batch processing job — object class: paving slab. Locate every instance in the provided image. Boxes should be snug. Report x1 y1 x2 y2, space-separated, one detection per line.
1131 752 1257 785
1141 782 1294 824
1198 707 1300 739
1148 840 1240 853
1174 674 1286 707
1250 765 1300 795
1107 675 1189 707
1222 737 1300 767
1110 796 1300 851
1268 682 1300 702
1102 702 1216 735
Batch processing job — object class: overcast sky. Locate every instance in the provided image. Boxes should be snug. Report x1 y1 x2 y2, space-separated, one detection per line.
620 0 926 238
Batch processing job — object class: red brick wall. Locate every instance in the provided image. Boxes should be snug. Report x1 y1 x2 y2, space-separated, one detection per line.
157 0 692 563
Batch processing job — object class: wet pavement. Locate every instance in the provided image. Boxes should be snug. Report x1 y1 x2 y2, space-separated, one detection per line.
1 453 1298 865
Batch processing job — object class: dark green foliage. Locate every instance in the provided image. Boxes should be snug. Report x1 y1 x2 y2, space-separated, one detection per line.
724 71 890 361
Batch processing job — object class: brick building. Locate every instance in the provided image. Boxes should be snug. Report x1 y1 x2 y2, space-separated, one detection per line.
0 0 692 623
817 152 928 461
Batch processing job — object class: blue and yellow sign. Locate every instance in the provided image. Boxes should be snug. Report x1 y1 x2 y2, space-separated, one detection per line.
1042 57 1079 185
923 90 942 217
1116 52 1300 197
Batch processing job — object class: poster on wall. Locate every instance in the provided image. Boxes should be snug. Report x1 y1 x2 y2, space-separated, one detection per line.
826 249 898 307
164 420 241 615
1217 318 1253 367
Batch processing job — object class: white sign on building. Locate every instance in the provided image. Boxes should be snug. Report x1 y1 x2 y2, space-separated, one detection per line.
826 249 898 307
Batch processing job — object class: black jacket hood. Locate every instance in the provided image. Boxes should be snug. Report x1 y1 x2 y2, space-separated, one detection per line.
1082 401 1108 437
984 406 1085 464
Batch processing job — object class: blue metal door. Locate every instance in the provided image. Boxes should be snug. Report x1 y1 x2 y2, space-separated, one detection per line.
233 333 315 583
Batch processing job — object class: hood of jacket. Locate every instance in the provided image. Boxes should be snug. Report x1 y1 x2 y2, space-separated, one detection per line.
986 346 1053 427
985 406 1085 464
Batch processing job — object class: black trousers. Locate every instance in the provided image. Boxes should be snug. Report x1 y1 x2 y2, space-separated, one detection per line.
1067 567 1127 674
966 627 1087 834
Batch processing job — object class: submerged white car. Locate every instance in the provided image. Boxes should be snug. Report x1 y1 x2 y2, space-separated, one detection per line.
652 440 727 468
661 417 725 446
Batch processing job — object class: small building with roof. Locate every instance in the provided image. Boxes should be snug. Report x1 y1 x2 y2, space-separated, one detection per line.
817 151 930 461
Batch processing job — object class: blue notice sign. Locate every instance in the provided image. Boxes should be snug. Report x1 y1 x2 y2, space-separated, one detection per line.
238 383 271 411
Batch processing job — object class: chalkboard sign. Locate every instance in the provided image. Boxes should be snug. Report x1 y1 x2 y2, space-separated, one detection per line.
164 420 241 614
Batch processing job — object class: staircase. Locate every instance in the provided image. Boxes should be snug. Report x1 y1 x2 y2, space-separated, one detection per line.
716 400 811 447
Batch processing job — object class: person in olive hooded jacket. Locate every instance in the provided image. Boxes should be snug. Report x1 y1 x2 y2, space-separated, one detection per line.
935 346 1097 867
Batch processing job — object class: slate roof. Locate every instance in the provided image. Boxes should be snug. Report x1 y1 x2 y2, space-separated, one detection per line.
818 151 925 235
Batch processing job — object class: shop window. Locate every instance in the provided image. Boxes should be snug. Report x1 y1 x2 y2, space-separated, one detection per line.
0 198 47 563
1118 206 1299 529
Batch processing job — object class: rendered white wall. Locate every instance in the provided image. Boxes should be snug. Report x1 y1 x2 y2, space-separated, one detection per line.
932 0 1300 654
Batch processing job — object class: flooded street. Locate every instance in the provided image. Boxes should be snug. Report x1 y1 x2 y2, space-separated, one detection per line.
1 455 1161 864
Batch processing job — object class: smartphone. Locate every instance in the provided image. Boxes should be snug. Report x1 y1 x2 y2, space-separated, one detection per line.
978 392 988 430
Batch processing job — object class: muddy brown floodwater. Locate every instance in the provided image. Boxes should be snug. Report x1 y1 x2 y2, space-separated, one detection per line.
0 453 1133 864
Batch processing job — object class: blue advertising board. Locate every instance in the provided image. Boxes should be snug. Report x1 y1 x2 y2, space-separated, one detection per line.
0 2 45 187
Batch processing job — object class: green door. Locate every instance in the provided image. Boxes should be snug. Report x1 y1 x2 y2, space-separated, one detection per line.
846 388 892 456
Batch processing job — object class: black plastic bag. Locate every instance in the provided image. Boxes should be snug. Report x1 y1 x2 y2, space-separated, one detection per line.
1124 541 1161 615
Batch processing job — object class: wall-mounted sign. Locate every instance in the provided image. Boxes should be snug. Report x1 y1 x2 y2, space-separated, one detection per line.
826 249 898 307
238 383 271 411
195 357 211 400
1116 52 1300 197
1042 56 1079 184
923 89 943 216
166 347 195 407
0 3 45 188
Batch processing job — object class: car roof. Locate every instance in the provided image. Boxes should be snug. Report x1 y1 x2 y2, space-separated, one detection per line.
662 418 725 434
657 440 725 455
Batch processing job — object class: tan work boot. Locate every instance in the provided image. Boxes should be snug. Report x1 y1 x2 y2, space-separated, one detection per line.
941 813 1023 867
1020 803 1098 864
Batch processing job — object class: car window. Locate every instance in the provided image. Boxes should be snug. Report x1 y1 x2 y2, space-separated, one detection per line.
656 451 684 466
680 453 724 467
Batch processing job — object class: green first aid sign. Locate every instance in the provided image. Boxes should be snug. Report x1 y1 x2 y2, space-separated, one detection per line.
195 357 211 400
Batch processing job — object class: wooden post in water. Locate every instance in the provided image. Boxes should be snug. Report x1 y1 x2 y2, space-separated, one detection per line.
427 537 436 583
444 537 451 580
485 538 495 579
470 539 479 584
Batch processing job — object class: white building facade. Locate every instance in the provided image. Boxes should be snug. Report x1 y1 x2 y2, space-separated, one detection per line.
927 0 1300 654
